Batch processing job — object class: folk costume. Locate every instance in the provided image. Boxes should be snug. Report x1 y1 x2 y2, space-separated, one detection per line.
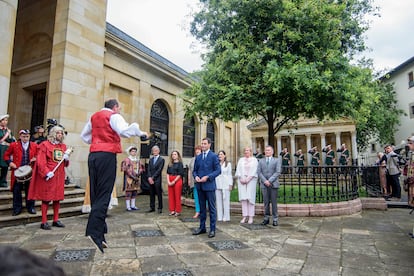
80 100 147 253
325 146 335 166
339 145 350 166
0 114 15 187
4 130 38 215
121 146 144 211
28 126 69 230
294 150 305 174
280 149 290 174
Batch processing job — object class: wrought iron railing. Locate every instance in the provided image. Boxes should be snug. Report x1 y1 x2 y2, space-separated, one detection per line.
182 165 382 204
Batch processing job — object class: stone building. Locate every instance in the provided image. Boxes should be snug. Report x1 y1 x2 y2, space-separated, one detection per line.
0 0 250 191
249 117 357 166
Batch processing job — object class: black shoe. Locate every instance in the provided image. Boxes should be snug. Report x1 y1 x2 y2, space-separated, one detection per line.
192 228 206 235
208 231 215 238
12 210 21 216
88 235 104 253
147 209 155 213
40 223 51 230
28 208 36 214
52 220 65 228
273 221 278 226
261 219 269 225
158 209 162 214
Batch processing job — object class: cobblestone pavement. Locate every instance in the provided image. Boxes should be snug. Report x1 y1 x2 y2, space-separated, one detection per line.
1 195 413 276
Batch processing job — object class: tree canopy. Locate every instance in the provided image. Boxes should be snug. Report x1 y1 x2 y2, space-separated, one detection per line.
183 0 401 148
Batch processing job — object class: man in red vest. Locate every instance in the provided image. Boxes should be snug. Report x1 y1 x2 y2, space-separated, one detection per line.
81 99 148 253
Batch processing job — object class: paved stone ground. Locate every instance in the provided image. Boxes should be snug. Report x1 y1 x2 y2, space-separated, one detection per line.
0 195 413 276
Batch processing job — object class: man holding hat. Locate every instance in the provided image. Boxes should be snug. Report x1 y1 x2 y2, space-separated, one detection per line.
0 114 15 188
4 129 38 215
30 125 46 144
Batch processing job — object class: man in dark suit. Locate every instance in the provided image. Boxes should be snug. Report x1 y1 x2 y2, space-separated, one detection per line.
257 145 281 226
192 137 221 238
147 145 165 213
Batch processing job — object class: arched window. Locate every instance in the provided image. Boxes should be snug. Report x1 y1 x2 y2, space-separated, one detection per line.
150 100 169 155
183 115 195 157
206 121 215 152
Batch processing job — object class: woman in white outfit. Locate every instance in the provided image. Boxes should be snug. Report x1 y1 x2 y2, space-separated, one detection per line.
235 147 258 224
215 150 233 222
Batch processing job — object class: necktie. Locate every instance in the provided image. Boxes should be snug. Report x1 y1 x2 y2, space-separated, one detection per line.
203 152 206 160
267 157 270 165
153 156 158 164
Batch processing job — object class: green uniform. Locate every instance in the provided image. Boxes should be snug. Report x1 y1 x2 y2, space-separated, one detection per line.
339 149 349 165
0 128 14 187
311 152 320 166
325 149 335 165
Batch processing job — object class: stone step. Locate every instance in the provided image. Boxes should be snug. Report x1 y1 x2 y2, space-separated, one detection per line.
0 183 86 227
0 205 84 228
0 187 85 205
0 197 85 216
0 183 80 195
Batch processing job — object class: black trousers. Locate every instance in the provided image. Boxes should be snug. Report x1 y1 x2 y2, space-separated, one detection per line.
13 180 34 212
0 166 8 186
149 182 163 210
86 152 116 242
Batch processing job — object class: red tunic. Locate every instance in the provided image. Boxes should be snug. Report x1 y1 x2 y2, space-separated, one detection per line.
3 141 38 191
28 141 68 201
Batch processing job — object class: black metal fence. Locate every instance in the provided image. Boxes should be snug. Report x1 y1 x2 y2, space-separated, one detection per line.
181 165 382 204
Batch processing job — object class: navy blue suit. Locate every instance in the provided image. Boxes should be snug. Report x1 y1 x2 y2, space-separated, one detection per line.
193 151 221 231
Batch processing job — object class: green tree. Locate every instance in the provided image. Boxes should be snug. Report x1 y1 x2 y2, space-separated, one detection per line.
354 68 404 151
184 0 399 148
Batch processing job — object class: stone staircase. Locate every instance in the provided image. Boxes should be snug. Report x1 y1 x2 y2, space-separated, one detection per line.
0 183 85 228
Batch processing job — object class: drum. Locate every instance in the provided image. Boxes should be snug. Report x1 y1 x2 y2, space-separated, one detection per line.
14 165 32 183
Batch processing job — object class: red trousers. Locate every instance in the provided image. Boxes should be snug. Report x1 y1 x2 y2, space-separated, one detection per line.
168 176 182 213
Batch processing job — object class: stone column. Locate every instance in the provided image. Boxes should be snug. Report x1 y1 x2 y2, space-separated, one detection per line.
0 0 18 114
48 0 108 184
306 134 312 165
290 134 295 158
335 132 341 150
320 133 326 165
276 135 282 156
335 131 342 162
351 131 358 165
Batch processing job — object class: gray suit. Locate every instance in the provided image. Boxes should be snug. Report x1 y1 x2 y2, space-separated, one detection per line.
257 156 282 222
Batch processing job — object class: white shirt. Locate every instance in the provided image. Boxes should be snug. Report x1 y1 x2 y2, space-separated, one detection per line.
80 108 144 144
21 141 29 151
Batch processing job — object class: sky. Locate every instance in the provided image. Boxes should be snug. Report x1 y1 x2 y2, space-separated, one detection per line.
106 0 414 74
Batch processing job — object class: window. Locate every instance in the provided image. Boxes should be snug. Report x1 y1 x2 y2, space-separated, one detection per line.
409 103 414 119
206 121 216 152
409 71 414 88
150 100 169 155
183 115 195 157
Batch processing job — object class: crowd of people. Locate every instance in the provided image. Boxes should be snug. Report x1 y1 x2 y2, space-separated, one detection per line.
254 143 352 175
0 113 71 230
3 97 414 255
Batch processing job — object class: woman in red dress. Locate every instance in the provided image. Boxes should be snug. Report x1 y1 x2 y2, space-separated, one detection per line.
29 126 70 230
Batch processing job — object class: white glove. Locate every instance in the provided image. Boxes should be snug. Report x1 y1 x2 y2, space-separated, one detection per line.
64 148 72 155
63 153 70 161
46 171 54 181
